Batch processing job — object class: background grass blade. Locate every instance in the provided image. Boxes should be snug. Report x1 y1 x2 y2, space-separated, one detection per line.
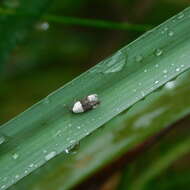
0 7 190 190
9 69 190 190
0 0 51 78
118 115 190 190
0 8 151 32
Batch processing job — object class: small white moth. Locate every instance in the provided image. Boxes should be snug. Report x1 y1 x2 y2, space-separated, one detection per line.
72 94 100 113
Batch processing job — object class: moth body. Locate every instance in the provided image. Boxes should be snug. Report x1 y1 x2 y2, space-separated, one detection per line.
72 94 100 113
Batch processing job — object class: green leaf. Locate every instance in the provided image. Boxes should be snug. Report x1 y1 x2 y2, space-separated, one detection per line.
0 0 51 78
9 69 190 190
1 7 190 190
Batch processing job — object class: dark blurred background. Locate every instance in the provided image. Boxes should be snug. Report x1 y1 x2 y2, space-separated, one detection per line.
0 0 189 124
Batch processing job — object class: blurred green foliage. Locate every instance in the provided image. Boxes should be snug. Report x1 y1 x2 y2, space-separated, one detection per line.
118 116 190 190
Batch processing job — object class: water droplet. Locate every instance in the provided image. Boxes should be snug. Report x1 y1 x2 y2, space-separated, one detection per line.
155 80 159 84
29 163 34 168
180 64 184 68
90 50 126 74
164 75 167 78
43 149 47 153
163 69 168 74
154 49 163 56
155 64 159 68
44 97 50 104
0 135 5 145
144 69 147 73
135 55 143 62
168 31 174 37
165 81 176 89
15 175 19 179
12 153 19 160
176 68 180 72
1 185 6 189
45 151 56 161
177 13 184 19
161 30 165 34
24 170 28 174
34 164 38 168
141 91 145 97
77 126 81 129
138 82 142 86
68 123 72 127
54 130 62 137
65 142 80 154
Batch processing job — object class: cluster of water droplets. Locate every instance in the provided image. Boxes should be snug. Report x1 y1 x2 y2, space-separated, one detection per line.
160 26 174 37
1 151 43 189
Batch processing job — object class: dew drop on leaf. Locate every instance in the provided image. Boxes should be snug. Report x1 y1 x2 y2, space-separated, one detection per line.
0 135 6 145
54 130 62 137
45 151 56 161
90 50 127 74
141 91 145 97
65 142 80 154
12 153 19 160
177 13 184 19
155 80 159 84
29 163 34 168
1 185 6 189
165 81 176 89
15 175 19 179
44 97 50 104
154 49 163 56
135 55 143 62
155 64 159 68
168 31 174 37
43 149 47 153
